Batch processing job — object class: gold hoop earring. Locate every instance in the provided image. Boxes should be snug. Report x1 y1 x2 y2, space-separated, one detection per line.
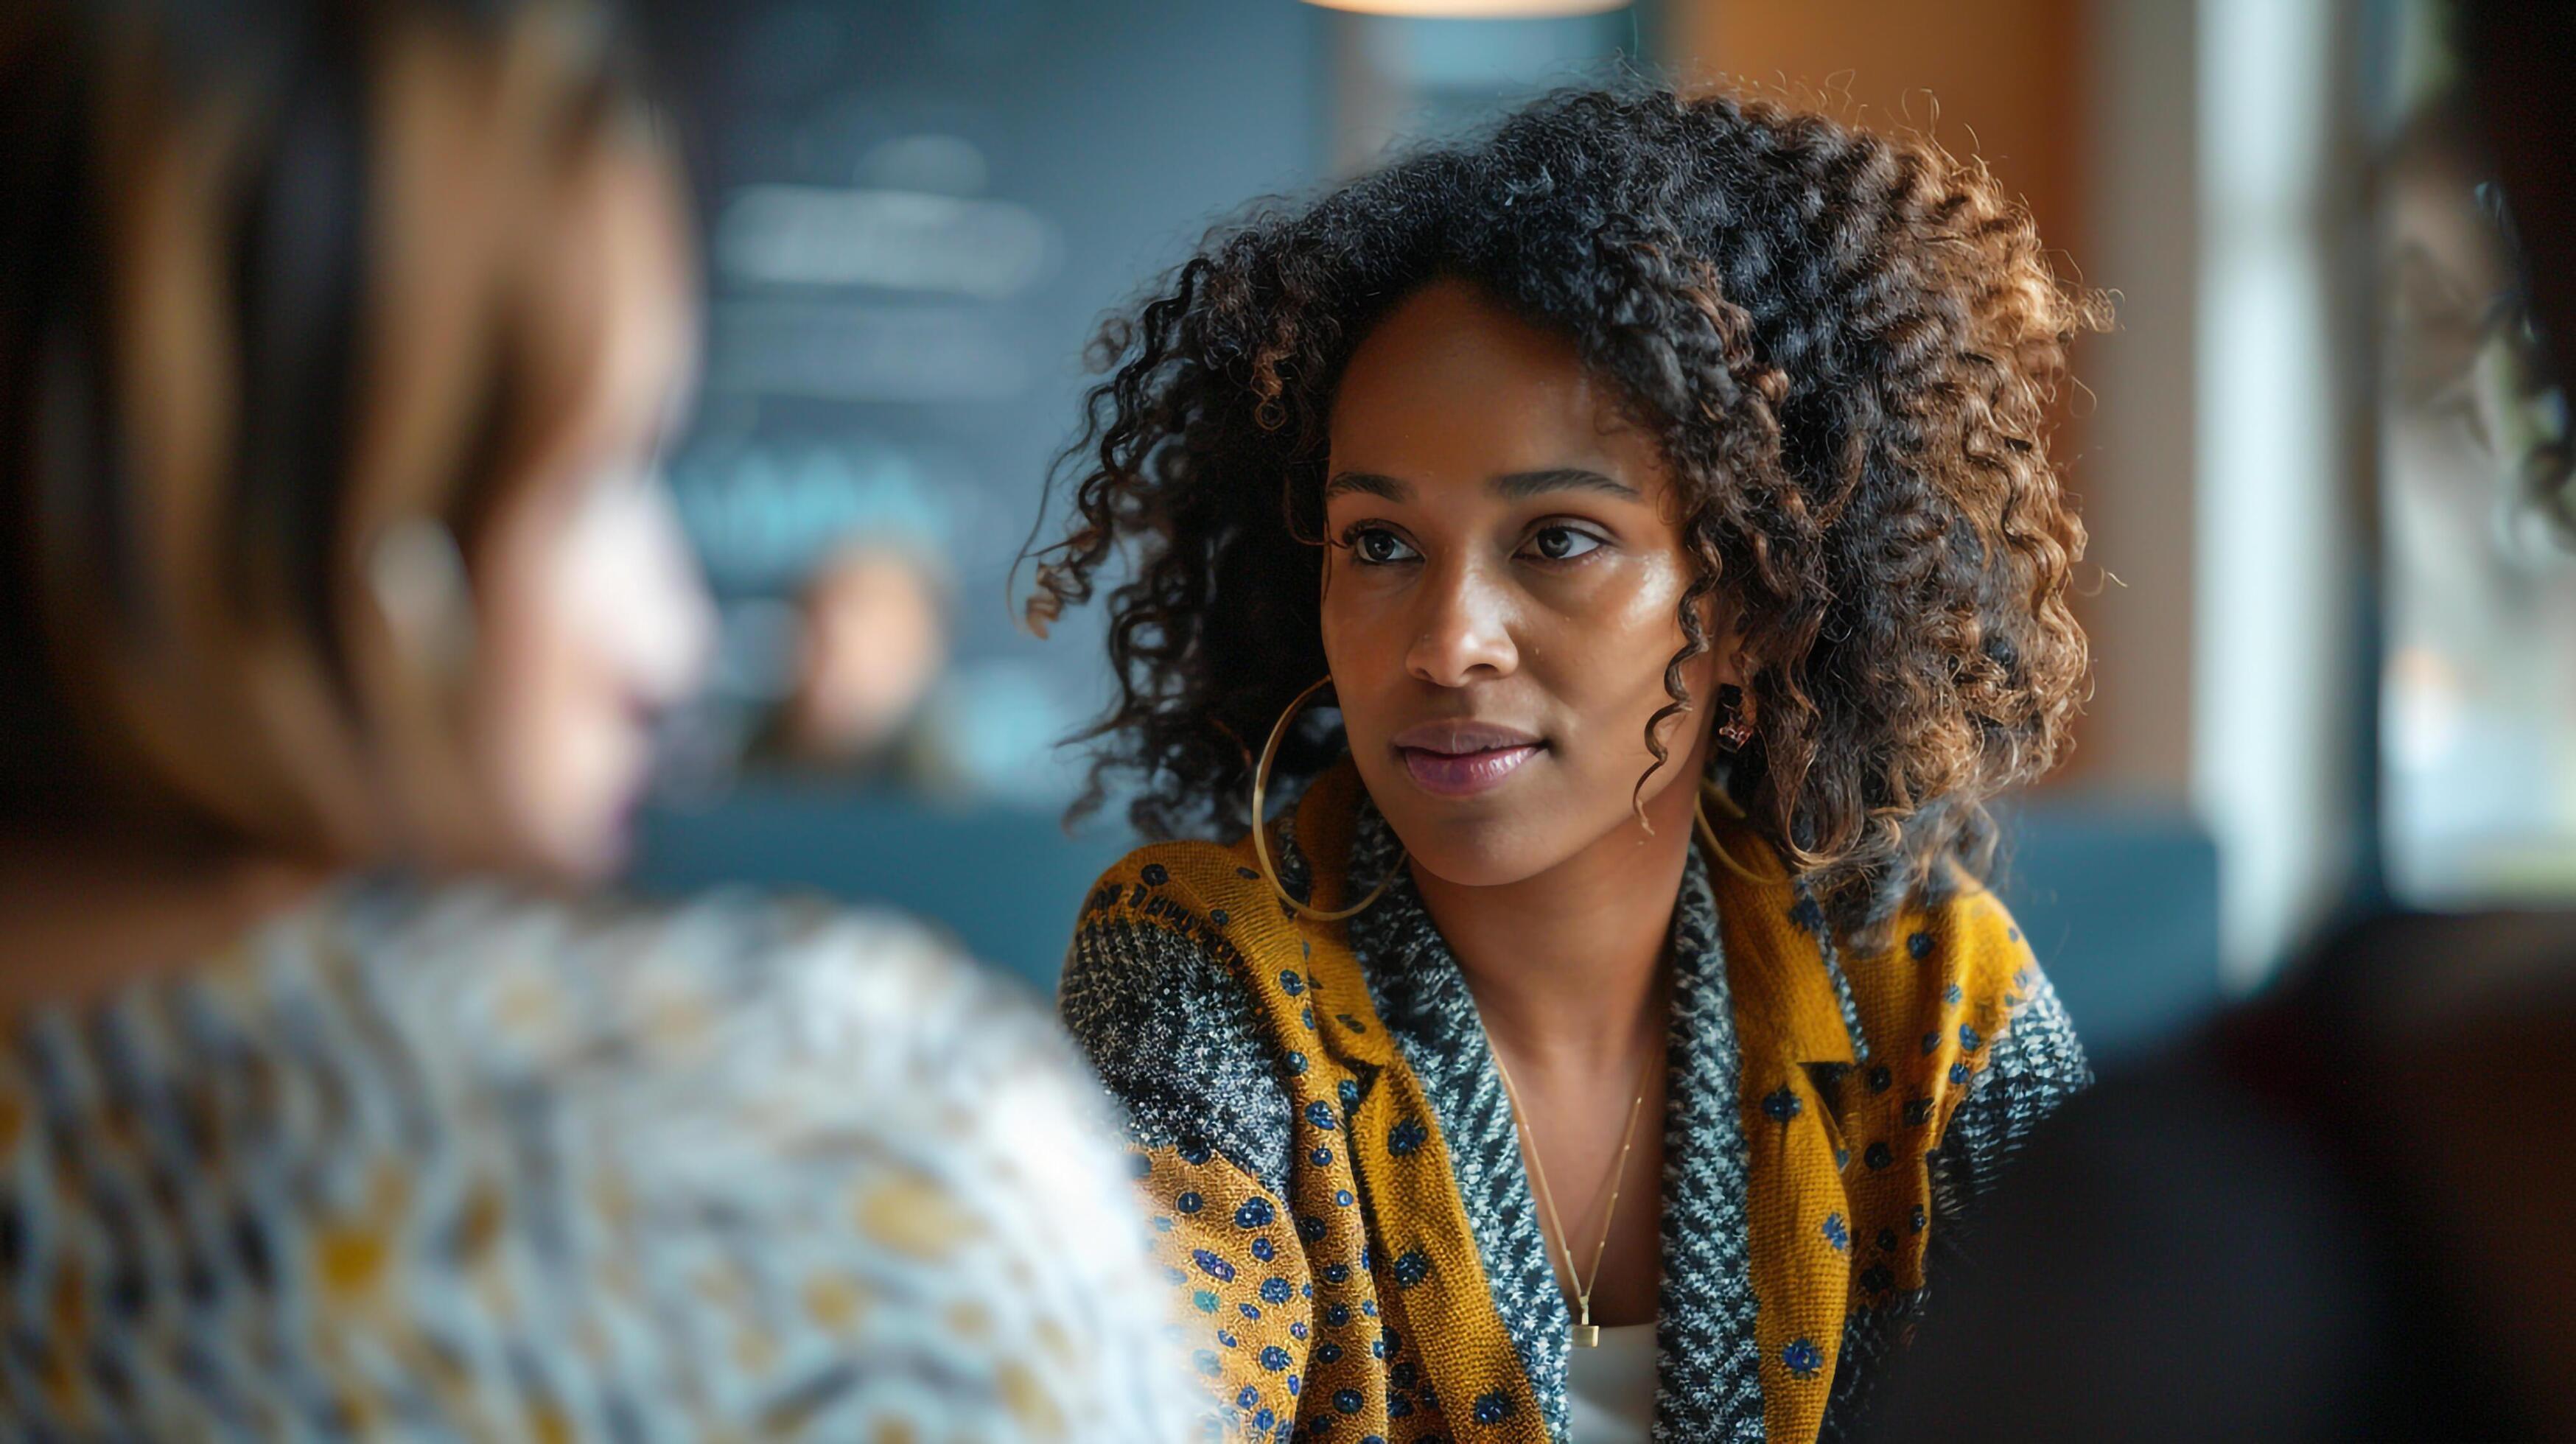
1250 676 1405 922
1694 779 1789 888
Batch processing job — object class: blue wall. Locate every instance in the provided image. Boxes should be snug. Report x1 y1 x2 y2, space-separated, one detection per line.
631 786 2224 1065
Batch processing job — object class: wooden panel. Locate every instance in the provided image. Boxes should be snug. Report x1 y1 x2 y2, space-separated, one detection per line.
1663 0 2086 268
1661 0 2197 796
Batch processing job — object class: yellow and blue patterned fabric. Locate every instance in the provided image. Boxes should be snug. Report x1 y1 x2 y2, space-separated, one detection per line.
0 882 1196 1440
1061 763 2087 1443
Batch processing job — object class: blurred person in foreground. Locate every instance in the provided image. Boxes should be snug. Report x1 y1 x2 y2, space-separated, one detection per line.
1861 4 2576 1440
0 1 1190 1437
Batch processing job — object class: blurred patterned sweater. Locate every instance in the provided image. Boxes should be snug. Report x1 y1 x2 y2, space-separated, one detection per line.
1060 763 2090 1444
0 882 1196 1440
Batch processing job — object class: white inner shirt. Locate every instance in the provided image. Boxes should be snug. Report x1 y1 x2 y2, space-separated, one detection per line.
1567 1322 1659 1443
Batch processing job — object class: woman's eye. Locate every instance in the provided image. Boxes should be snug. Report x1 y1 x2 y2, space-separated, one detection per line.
1351 528 1420 565
1525 526 1604 562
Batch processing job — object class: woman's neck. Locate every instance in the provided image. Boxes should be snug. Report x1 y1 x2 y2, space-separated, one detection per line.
1412 764 1704 1076
0 832 333 1012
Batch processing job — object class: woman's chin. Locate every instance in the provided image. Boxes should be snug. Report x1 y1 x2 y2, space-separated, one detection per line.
1377 811 1567 891
1354 751 1578 883
561 788 648 882
1403 849 1540 891
489 781 643 886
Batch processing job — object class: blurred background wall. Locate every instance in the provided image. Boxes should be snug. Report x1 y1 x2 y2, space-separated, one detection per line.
617 0 2563 1067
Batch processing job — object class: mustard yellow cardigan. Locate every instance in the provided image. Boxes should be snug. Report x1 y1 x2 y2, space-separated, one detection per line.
1061 764 2087 1442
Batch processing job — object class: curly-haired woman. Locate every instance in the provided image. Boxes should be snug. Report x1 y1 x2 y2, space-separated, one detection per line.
1029 86 2103 1443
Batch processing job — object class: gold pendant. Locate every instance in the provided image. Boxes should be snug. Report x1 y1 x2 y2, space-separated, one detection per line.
1572 1322 1601 1348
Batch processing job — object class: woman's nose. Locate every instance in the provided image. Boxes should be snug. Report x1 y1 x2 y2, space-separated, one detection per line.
1404 557 1519 687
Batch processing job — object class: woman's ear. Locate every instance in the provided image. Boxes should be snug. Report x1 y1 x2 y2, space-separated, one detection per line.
1707 599 1757 742
1709 648 1751 693
1704 600 1752 693
1714 654 1759 753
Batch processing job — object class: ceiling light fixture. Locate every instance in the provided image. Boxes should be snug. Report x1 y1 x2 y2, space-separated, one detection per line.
1300 0 1629 17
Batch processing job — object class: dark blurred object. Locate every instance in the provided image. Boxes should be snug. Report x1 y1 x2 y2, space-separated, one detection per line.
2460 0 2575 540
2460 3 2575 407
1861 1 2576 1437
1866 911 2576 1441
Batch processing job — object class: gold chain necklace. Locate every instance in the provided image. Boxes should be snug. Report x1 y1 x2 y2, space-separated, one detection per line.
1489 1040 1659 1348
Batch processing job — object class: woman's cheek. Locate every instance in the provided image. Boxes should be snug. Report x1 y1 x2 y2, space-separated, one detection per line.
1319 589 1384 696
1592 571 1707 763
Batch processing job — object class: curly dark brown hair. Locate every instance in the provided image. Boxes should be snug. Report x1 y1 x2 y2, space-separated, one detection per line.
1025 85 2107 938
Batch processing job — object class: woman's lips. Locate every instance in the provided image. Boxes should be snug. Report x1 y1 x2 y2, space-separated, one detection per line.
1390 721 1544 799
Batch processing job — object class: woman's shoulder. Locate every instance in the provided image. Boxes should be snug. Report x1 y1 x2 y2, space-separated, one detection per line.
5 882 1192 1440
1068 837 1286 981
340 880 1052 1093
345 882 1177 1232
1060 837 1313 1194
1064 765 1371 1001
1872 877 2046 1019
1718 844 2034 1037
1080 834 1284 911
1061 840 1280 968
1843 877 2083 1090
1706 824 2056 1051
1867 878 2093 1212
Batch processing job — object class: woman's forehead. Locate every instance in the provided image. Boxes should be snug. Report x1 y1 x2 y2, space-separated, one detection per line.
1328 282 1666 506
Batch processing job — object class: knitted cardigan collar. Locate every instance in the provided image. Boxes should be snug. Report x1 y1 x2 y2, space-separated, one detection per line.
1281 795 1771 1442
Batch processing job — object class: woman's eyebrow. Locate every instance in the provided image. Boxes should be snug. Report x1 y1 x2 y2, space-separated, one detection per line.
1491 467 1640 501
1323 470 1410 502
1323 468 1639 502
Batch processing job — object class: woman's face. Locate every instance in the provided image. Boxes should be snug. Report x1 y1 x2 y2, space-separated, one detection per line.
1321 279 1730 888
466 155 713 880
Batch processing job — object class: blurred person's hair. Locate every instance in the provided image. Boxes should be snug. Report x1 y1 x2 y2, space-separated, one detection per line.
2457 2 2576 537
0 0 677 861
2378 89 2574 550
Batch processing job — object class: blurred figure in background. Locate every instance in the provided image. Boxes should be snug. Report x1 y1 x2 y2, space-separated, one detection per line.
0 0 1187 1437
662 436 987 796
1861 2 2576 1439
762 541 953 777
